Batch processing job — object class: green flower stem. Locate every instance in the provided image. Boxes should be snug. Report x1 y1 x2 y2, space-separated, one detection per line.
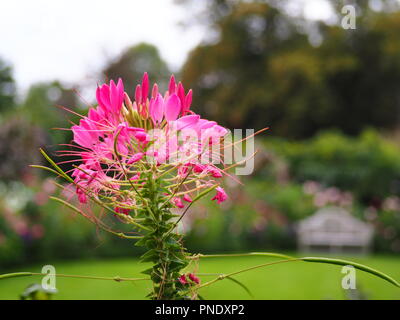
0 272 33 280
301 257 400 288
191 252 294 260
193 253 400 290
136 176 189 300
0 272 149 282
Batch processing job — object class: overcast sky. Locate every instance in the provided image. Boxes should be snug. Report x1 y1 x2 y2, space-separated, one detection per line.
0 0 333 95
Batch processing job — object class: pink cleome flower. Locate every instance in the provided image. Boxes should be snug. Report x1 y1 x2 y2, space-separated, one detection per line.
62 73 229 213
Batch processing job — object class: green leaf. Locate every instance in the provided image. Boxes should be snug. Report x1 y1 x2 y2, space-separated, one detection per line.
226 276 254 298
162 213 180 221
168 259 188 272
165 237 182 249
134 237 148 247
139 249 158 262
39 148 73 183
30 165 64 177
141 268 153 275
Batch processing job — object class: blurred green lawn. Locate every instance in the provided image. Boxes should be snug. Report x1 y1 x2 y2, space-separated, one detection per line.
1 254 399 300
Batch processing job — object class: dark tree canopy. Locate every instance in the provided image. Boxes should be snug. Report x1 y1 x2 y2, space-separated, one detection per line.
20 81 78 144
0 117 47 181
102 43 171 92
181 1 400 138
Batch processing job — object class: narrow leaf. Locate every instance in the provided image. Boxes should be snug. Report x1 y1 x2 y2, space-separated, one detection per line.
226 276 254 298
30 165 64 177
39 148 73 183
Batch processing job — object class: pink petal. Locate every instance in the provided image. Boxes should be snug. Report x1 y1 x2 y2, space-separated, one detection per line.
149 93 164 124
110 80 120 112
174 114 200 130
178 274 188 285
100 84 111 110
184 89 193 114
199 120 217 130
152 83 158 98
164 93 181 122
124 92 133 109
188 273 200 284
116 78 124 107
134 131 148 142
77 189 87 204
141 72 149 104
135 84 141 103
96 86 104 109
171 197 185 208
183 194 193 202
177 82 185 108
88 108 100 122
127 153 144 164
168 75 176 93
130 173 140 181
212 186 228 204
72 125 92 148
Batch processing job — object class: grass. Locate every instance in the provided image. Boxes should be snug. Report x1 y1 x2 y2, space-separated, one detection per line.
0 254 399 300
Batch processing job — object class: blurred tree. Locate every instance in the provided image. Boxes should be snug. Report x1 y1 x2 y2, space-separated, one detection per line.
20 81 78 145
103 43 171 91
180 0 400 138
181 2 312 135
0 57 16 114
329 0 400 14
0 81 82 181
0 117 47 181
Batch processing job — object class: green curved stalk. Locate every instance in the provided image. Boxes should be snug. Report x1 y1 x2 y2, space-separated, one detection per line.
194 253 400 291
0 272 33 280
192 252 294 260
0 272 149 282
301 257 400 288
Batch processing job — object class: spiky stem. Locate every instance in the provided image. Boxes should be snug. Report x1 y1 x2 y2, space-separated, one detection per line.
136 173 189 300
